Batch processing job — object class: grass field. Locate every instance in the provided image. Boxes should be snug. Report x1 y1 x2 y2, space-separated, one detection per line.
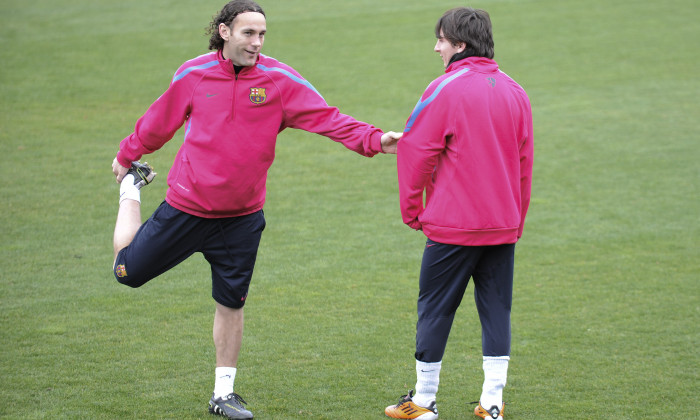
1 0 698 418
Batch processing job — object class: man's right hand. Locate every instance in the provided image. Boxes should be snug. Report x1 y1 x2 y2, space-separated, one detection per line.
380 131 403 154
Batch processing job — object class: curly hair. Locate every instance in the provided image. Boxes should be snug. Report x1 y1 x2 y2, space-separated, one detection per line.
207 0 266 51
435 7 494 60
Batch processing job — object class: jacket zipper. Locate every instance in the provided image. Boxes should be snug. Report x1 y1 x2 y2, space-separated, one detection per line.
231 72 237 122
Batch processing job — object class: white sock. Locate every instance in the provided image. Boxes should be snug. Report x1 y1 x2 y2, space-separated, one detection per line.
119 174 140 204
480 356 509 409
213 367 237 399
413 359 441 408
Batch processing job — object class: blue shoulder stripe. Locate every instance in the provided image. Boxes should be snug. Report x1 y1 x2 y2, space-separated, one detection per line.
404 68 470 132
184 118 192 142
172 60 219 83
256 63 324 101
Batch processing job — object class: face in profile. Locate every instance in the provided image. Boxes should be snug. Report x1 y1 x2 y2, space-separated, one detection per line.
434 29 465 68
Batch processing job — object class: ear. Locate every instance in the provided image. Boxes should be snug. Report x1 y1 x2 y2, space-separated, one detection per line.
456 42 467 53
218 23 231 41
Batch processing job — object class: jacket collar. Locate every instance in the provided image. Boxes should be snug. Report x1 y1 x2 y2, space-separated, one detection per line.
217 50 259 76
445 56 498 73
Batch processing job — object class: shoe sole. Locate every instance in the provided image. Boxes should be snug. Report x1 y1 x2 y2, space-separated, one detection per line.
385 407 438 420
209 403 254 419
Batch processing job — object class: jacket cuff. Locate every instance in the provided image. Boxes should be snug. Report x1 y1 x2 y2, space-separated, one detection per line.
371 131 384 154
407 219 422 231
116 151 132 169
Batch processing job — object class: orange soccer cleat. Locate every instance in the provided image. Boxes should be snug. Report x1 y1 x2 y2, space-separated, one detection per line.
385 390 438 420
473 401 504 419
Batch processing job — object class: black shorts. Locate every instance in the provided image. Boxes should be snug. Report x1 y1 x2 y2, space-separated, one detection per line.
114 201 266 308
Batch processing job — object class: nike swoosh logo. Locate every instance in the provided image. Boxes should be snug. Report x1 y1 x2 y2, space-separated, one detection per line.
206 93 219 98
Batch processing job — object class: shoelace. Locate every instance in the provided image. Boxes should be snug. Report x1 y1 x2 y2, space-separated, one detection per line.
225 392 248 406
395 390 415 406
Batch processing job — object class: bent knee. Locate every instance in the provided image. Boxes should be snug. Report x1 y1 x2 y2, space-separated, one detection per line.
113 263 148 288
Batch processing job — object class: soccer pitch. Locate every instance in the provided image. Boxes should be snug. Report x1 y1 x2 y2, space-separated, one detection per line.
1 0 698 418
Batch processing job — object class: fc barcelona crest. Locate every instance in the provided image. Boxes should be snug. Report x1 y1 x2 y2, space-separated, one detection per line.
115 264 127 278
249 87 267 104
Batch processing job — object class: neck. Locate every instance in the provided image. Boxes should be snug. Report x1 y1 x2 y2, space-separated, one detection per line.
448 49 479 66
218 50 247 75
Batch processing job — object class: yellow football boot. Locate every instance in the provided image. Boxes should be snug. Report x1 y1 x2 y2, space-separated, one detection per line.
474 402 504 419
385 390 438 420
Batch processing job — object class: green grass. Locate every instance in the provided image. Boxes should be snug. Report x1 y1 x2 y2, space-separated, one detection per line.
1 0 698 418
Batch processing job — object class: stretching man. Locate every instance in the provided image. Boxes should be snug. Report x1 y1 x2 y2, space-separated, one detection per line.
384 7 533 420
111 1 400 418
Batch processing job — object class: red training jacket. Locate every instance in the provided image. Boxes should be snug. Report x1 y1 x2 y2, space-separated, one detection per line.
398 57 533 246
118 51 385 218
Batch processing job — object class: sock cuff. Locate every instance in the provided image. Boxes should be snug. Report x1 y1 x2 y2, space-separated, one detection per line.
416 359 442 384
482 356 510 361
414 359 441 407
215 367 237 378
213 367 237 399
483 357 509 372
482 357 509 389
119 174 140 204
416 359 442 370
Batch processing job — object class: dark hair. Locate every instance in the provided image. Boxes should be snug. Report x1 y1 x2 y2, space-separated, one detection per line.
207 0 265 51
435 7 494 60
